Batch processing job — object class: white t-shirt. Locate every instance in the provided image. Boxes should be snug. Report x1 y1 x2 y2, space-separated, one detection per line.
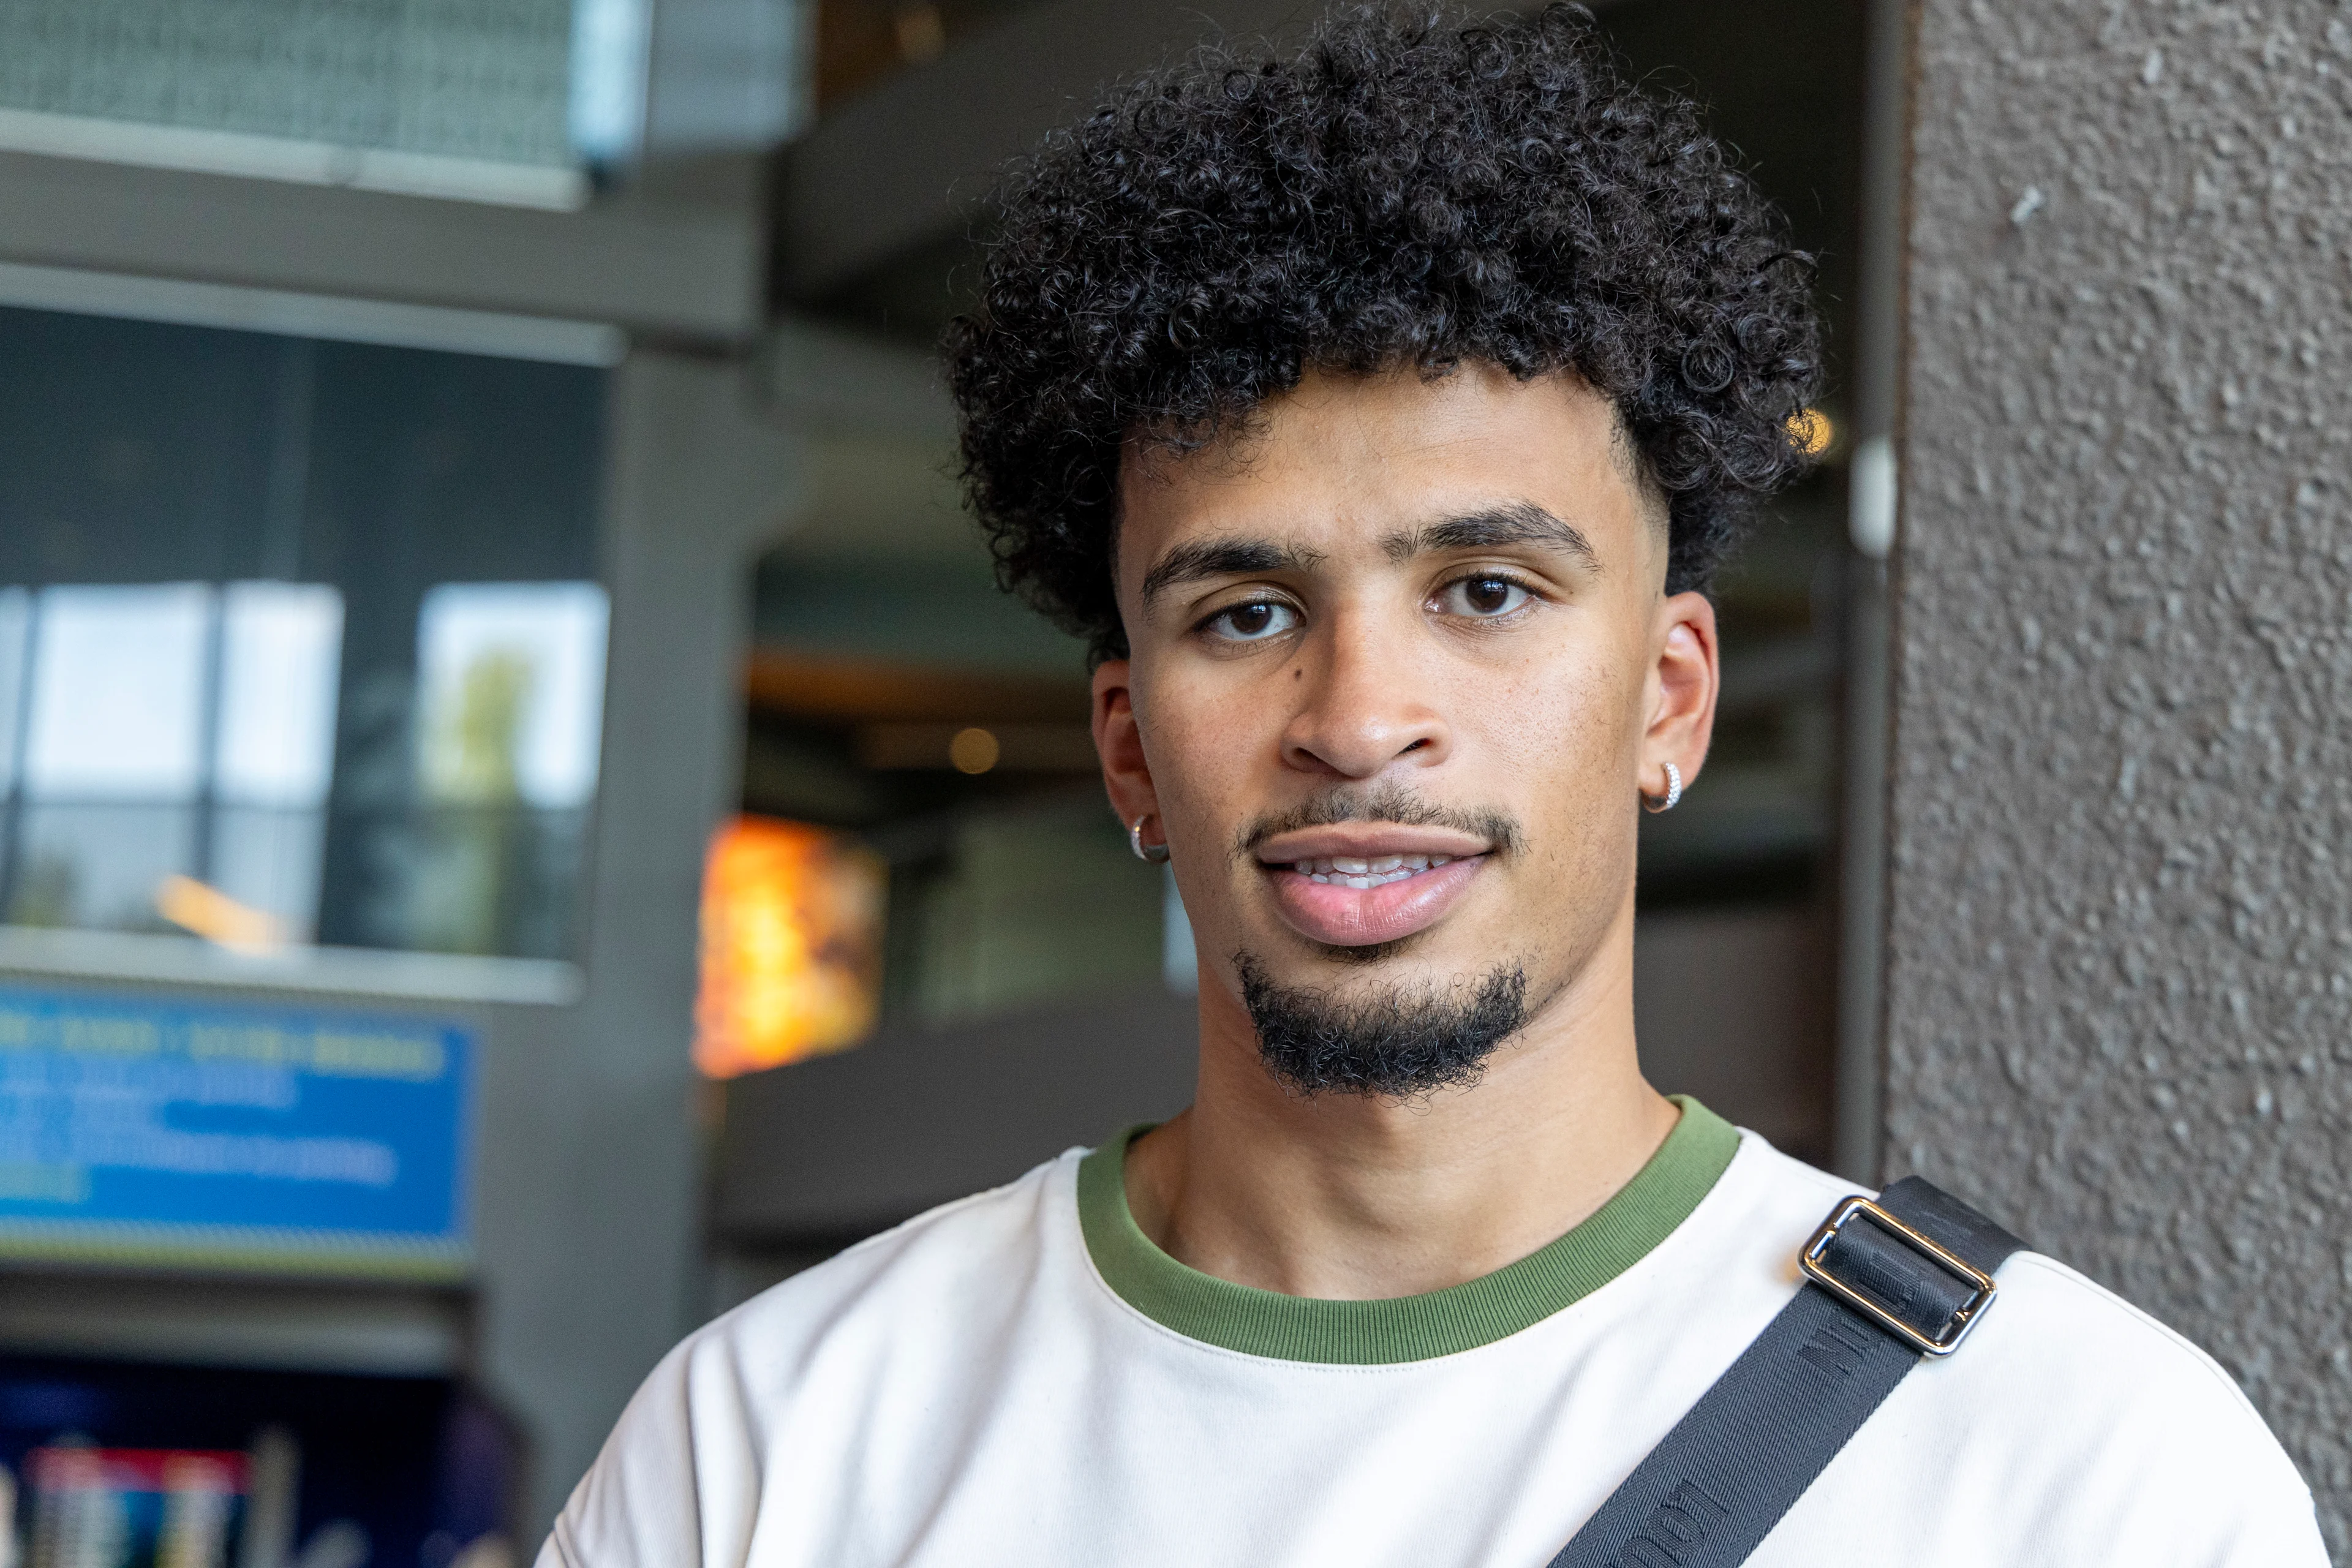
542 1101 2325 1567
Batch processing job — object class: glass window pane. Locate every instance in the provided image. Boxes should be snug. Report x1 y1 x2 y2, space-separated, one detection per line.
23 584 211 799
0 588 29 793
205 805 326 944
216 581 344 809
0 304 608 968
415 582 609 810
10 803 194 931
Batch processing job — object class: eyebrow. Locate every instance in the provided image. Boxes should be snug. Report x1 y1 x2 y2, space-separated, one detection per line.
1382 502 1600 570
1139 538 1328 606
1136 500 1596 609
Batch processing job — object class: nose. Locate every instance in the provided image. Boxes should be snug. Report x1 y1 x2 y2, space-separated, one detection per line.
1278 608 1449 779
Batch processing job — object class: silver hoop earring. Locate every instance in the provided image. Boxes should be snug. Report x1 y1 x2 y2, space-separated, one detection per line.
1642 761 1683 815
1128 815 1171 864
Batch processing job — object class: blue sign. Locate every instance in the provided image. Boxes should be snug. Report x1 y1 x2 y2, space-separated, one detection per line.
0 986 473 1275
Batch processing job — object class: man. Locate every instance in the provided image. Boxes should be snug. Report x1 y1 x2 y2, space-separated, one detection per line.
545 7 2324 1564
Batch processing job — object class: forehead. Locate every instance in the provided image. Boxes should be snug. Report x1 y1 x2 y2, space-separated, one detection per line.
1118 364 1659 562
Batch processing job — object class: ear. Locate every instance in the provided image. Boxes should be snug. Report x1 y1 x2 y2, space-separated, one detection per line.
1641 591 1719 800
1091 658 1161 833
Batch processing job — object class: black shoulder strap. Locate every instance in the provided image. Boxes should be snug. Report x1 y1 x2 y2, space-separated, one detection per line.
1545 1177 2025 1568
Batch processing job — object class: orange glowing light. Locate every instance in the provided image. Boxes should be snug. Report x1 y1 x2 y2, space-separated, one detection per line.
694 816 886 1079
154 875 288 954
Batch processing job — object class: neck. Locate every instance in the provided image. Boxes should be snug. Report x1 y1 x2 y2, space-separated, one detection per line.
1125 895 1678 1300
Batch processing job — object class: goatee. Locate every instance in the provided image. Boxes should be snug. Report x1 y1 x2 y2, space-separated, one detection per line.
1235 954 1529 1099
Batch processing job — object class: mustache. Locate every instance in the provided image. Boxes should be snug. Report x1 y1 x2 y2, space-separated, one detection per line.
1233 782 1525 862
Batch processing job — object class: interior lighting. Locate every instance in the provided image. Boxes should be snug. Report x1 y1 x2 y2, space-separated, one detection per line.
949 727 1001 774
695 816 886 1079
154 875 289 954
1787 407 1835 458
894 4 949 62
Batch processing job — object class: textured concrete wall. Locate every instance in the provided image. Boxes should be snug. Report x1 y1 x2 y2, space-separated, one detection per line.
1887 0 2352 1549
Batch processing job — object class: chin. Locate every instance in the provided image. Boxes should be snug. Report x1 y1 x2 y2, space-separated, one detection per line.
1231 943 1536 1099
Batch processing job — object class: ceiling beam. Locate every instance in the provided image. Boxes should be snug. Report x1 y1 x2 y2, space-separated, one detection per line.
0 148 769 340
777 0 1341 301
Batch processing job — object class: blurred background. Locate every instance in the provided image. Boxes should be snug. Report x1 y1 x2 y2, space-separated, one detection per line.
0 1 1877 1561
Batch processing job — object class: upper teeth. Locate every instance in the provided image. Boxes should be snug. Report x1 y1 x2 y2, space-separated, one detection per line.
1292 854 1454 888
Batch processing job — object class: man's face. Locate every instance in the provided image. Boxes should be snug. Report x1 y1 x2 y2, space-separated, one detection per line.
1094 364 1715 1089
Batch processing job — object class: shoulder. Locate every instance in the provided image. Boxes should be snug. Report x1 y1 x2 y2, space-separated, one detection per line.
1874 1248 2321 1558
1726 1139 2321 1559
1717 1137 2271 1433
1944 1246 2304 1476
543 1151 1085 1568
706 1145 1078 1370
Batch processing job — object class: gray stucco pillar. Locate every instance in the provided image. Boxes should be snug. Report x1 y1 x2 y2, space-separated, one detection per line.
1883 0 2352 1548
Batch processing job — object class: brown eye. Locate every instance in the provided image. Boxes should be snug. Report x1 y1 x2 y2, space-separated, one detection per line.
1440 576 1531 618
1205 600 1298 642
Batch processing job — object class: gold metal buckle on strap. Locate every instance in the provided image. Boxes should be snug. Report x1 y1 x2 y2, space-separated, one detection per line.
1799 1196 1999 1358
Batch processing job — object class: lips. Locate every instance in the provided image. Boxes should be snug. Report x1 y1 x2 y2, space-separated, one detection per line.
1254 825 1492 948
1264 855 1486 946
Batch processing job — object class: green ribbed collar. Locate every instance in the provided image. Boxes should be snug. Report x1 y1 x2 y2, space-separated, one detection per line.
1077 1096 1738 1364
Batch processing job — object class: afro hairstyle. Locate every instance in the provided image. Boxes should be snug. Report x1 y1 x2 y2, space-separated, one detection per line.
944 2 1825 663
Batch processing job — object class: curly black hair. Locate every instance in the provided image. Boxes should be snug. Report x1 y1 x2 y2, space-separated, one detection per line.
944 2 1823 663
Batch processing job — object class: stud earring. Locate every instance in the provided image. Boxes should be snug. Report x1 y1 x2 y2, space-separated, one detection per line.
1128 815 1172 864
1642 761 1683 815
